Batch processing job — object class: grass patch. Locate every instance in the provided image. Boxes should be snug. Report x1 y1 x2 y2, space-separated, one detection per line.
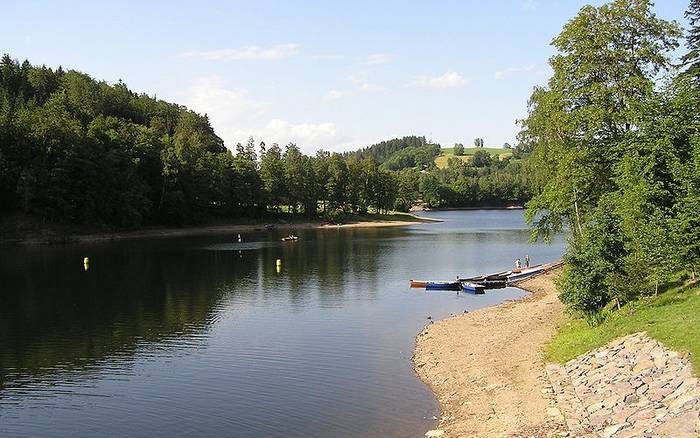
435 147 512 169
546 282 700 373
441 146 511 155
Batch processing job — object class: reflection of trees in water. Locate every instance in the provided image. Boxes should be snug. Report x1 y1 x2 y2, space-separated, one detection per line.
258 228 398 307
0 228 403 388
0 245 257 388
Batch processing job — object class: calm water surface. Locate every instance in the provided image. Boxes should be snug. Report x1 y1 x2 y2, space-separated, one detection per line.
0 210 564 437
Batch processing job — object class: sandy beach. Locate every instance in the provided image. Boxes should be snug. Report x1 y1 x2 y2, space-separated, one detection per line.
414 270 565 437
1 216 441 246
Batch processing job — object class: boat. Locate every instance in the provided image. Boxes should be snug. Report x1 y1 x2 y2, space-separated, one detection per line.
482 280 507 289
459 275 486 283
281 235 299 242
410 280 428 288
462 282 486 294
507 265 545 282
485 271 511 281
425 281 461 291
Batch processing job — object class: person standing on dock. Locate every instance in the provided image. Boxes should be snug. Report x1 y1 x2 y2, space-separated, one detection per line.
515 258 522 270
525 254 530 268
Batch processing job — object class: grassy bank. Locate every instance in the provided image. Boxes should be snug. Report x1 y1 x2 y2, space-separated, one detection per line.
546 280 700 373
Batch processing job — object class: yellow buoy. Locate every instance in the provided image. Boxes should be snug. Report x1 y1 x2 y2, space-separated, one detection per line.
83 257 90 271
276 259 282 273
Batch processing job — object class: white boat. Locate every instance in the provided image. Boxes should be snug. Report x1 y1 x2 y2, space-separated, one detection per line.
507 265 545 282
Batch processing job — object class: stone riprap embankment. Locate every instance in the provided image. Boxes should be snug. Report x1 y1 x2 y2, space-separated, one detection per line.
545 333 699 437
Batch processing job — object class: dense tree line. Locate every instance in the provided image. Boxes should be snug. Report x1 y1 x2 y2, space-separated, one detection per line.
0 56 404 228
521 0 700 323
345 135 437 163
0 55 530 230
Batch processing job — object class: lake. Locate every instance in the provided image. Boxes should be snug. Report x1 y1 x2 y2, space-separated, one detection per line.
0 209 565 437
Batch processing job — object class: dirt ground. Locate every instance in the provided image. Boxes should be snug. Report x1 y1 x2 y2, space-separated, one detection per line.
414 271 566 437
1 218 436 246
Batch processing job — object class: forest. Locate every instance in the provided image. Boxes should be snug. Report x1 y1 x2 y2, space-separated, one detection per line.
521 0 700 322
0 61 528 229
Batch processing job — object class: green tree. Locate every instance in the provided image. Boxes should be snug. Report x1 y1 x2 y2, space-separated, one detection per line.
259 143 285 212
454 143 465 155
471 150 492 167
683 0 700 78
521 0 681 241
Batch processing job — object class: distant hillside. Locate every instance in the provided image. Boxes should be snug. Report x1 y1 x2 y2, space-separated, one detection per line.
435 147 512 168
346 136 437 163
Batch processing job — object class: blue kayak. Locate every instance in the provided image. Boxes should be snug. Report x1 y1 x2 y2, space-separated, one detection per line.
425 281 461 291
462 282 485 294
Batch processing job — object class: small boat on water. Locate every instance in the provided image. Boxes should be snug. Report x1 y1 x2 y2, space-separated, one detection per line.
281 235 299 242
425 281 461 291
410 280 428 288
462 282 485 294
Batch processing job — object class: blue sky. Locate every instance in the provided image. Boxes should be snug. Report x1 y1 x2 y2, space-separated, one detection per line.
2 0 690 154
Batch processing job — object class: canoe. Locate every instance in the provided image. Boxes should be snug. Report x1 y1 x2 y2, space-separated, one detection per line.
485 271 511 281
459 275 485 282
462 282 485 294
410 280 427 288
281 236 299 242
507 265 545 282
425 281 461 291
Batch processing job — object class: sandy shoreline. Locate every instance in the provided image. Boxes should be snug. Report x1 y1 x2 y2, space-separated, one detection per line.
414 270 565 437
2 217 441 246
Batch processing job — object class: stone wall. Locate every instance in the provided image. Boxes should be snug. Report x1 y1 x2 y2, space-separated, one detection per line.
544 333 699 437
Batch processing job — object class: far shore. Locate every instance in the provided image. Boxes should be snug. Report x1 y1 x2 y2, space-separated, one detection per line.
0 214 442 246
411 205 524 212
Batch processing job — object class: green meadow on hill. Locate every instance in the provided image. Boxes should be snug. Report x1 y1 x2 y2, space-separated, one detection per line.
435 147 512 168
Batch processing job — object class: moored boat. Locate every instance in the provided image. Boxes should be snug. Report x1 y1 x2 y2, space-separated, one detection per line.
485 271 510 281
425 281 461 291
482 280 506 289
281 235 299 242
461 282 485 294
458 275 486 283
507 265 545 282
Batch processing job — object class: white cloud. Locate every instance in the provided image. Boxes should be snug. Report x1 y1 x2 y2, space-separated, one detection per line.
312 53 344 60
412 71 469 89
348 74 385 93
186 76 268 125
322 90 347 101
494 65 535 80
261 119 346 149
366 53 391 65
358 82 385 92
178 43 300 61
185 76 348 153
